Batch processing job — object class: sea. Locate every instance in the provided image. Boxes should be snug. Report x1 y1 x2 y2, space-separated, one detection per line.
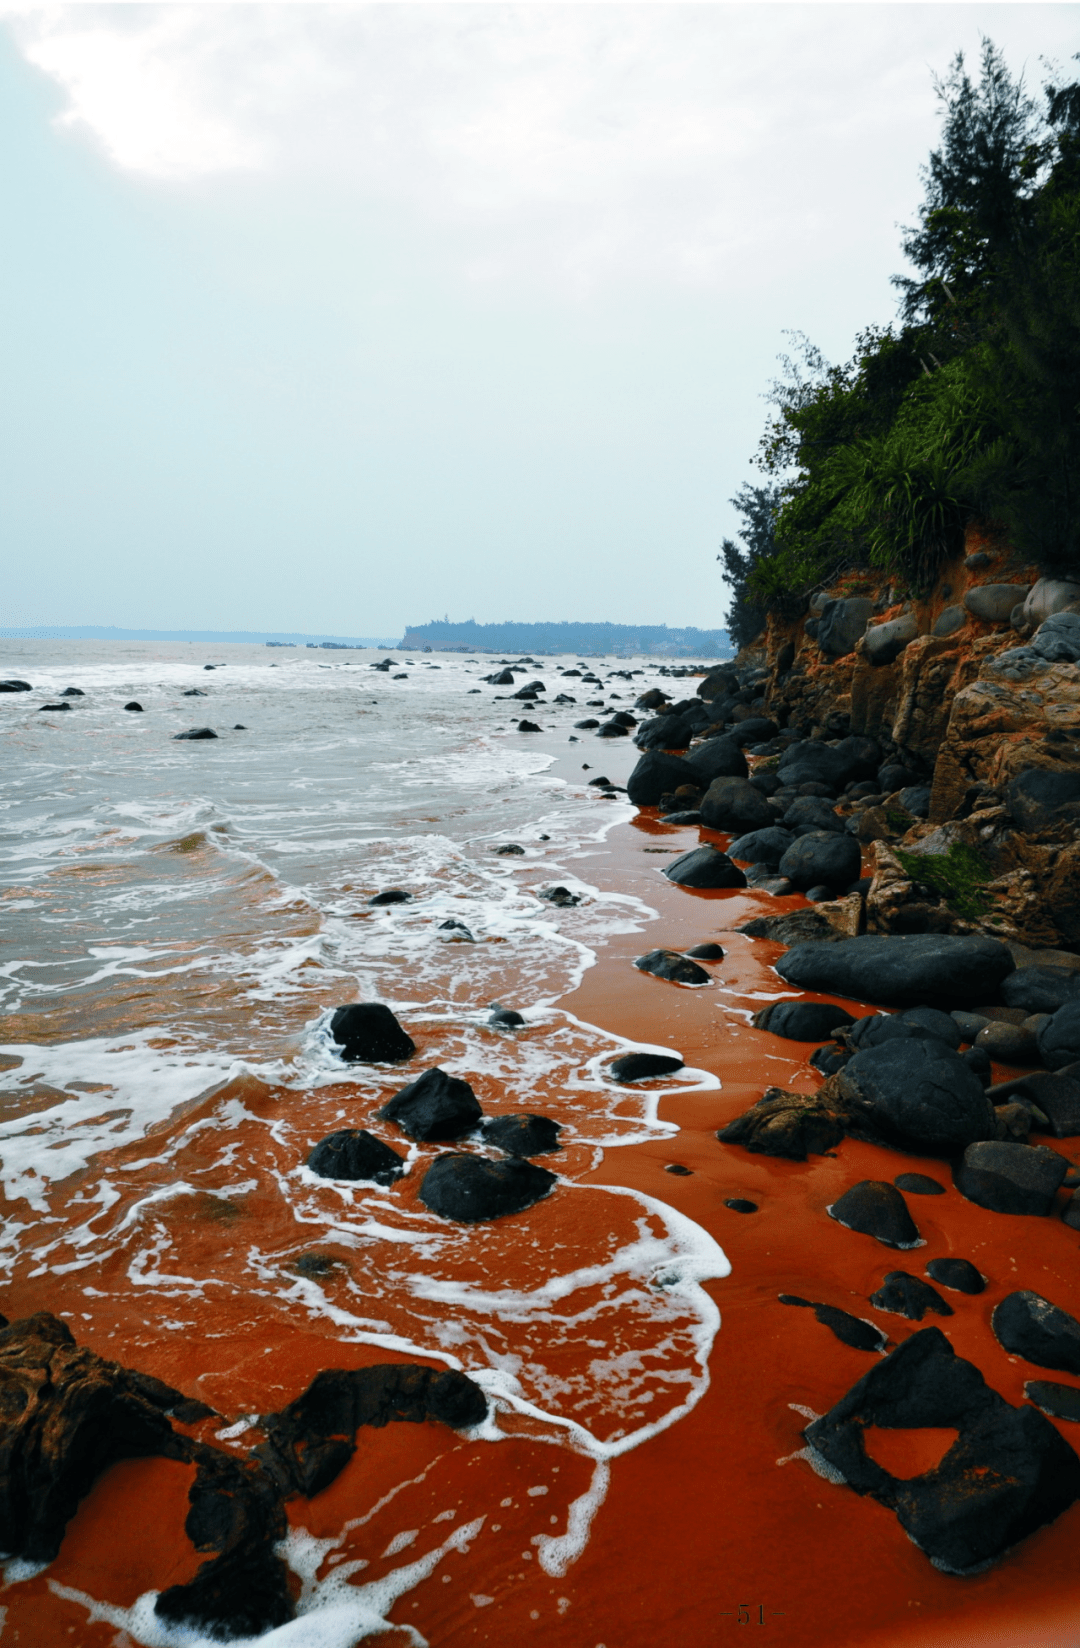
0 640 731 1647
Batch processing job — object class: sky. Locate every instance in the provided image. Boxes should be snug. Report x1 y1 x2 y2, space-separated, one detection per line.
2 3 1079 638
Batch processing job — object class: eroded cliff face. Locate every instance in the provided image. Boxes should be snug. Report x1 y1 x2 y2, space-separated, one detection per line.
744 525 1080 951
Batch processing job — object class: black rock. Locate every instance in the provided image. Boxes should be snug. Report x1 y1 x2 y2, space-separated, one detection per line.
38 702 72 711
0 679 32 691
488 1002 525 1029
233 724 247 730
330 1003 416 1063
955 1140 1069 1215
173 727 218 740
481 1114 562 1156
123 701 143 711
812 1304 888 1352
833 1039 995 1152
962 1045 993 1085
658 809 703 824
609 1051 684 1081
368 888 412 906
634 712 697 750
778 831 862 892
182 688 207 697
870 1271 953 1320
684 942 725 960
992 1290 1080 1374
878 763 920 792
717 1087 849 1161
900 1006 964 1050
662 846 746 890
59 687 84 697
699 776 775 833
306 1129 406 1185
378 1068 483 1141
724 1198 759 1214
685 735 748 783
1007 769 1080 833
574 718 600 730
738 909 843 946
538 885 581 906
827 1181 921 1248
437 918 475 941
633 948 711 984
1038 1001 1080 1070
753 1001 855 1041
899 785 932 818
776 933 1015 1008
926 1257 985 1295
810 1045 851 1076
1024 1381 1080 1423
626 750 702 806
803 1326 1080 1574
419 1153 556 1222
844 1012 958 1054
987 1070 1080 1137
728 717 779 748
517 719 541 732
782 796 845 835
487 668 515 685
665 1163 693 1175
894 1173 946 1195
1002 966 1080 1016
726 826 795 866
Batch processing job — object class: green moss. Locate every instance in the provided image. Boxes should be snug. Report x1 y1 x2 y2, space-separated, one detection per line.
886 808 914 831
894 841 996 922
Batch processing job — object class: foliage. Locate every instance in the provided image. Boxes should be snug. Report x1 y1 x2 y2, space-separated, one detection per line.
717 484 783 648
739 40 1080 609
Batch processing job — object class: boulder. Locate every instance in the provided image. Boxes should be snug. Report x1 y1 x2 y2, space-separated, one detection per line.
1021 577 1080 626
658 809 702 824
864 614 919 666
1037 1001 1080 1069
992 1290 1080 1373
1031 610 1080 663
537 885 581 906
517 719 541 732
986 1070 1080 1137
817 597 874 658
727 826 795 866
0 679 32 691
782 797 845 835
306 1129 406 1185
480 1114 562 1156
1007 769 1080 834
778 832 862 892
377 1067 483 1140
753 1002 855 1041
898 1006 963 1049
933 605 967 638
608 1051 685 1081
596 720 629 737
926 1257 985 1294
955 1140 1068 1215
633 948 711 984
684 942 725 959
662 846 747 890
634 713 696 750
488 1003 525 1029
964 583 1031 623
626 750 702 806
893 1172 946 1195
803 1326 1080 1575
777 741 847 791
974 1020 1040 1064
699 776 774 833
827 1181 921 1248
727 716 779 748
952 1010 990 1042
877 763 920 792
776 933 1015 1008
738 909 845 946
418 1153 556 1223
717 1086 850 1161
869 1271 953 1320
898 785 931 817
368 888 412 906
833 1039 995 1152
123 701 143 711
779 1296 887 1352
330 1003 416 1063
173 727 217 740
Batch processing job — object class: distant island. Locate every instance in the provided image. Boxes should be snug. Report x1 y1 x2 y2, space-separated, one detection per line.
398 619 733 657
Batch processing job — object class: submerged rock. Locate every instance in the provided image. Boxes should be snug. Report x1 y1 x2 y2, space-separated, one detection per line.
378 1067 483 1140
827 1181 921 1249
306 1129 406 1185
1024 1381 1080 1423
662 846 747 890
781 1295 887 1351
488 1002 525 1029
926 1257 986 1295
992 1290 1080 1373
330 1002 416 1063
869 1271 953 1320
804 1326 1080 1574
419 1153 556 1222
368 888 412 906
173 727 218 740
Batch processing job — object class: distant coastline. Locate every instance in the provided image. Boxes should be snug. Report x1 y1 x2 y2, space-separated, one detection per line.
0 625 400 648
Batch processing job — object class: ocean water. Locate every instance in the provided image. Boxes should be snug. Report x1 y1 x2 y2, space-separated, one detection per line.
0 641 730 1645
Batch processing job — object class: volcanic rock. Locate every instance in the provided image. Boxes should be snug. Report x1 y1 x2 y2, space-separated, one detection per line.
752 1001 855 1041
1037 1001 1080 1069
633 948 711 984
827 1181 921 1248
782 796 846 835
779 832 862 892
954 1140 1069 1215
418 1153 556 1222
174 727 218 740
992 1291 1080 1373
123 701 143 711
684 942 725 960
306 1129 406 1185
0 679 31 691
369 888 412 906
627 750 703 805
776 933 1014 1008
738 909 844 946
726 826 795 866
803 1326 1080 1574
869 1271 953 1320
330 1002 416 1063
377 1067 483 1140
609 1051 685 1081
974 1020 1040 1064
926 1257 985 1293
986 1070 1080 1136
1002 966 1080 1015
717 1087 850 1161
662 846 747 890
687 738 749 786
699 776 775 833
39 702 72 711
1024 1382 1080 1423
816 597 874 658
481 1114 562 1156
894 1173 946 1195
724 1198 758 1214
780 1297 887 1351
833 1039 995 1152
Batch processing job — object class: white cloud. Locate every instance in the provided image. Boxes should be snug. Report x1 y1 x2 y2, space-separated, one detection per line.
7 4 1077 291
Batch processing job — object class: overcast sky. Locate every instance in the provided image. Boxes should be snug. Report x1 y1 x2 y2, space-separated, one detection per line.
2 3 1078 637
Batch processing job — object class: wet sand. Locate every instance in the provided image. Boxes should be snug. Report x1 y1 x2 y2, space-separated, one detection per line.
4 805 1080 1646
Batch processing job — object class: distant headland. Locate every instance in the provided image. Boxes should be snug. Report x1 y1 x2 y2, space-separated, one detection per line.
398 619 732 656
